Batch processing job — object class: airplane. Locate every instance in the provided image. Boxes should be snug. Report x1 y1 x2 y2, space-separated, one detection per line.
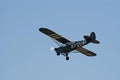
39 28 100 60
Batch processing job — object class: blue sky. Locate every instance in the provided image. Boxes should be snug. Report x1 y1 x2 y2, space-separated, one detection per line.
0 0 120 80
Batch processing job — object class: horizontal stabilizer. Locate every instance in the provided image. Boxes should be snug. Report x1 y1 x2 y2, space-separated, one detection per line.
84 32 100 44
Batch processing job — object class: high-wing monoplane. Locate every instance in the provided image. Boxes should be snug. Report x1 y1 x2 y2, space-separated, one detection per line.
39 28 100 60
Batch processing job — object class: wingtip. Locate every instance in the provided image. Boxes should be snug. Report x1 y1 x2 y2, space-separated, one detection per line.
39 27 45 32
39 28 41 31
39 27 49 31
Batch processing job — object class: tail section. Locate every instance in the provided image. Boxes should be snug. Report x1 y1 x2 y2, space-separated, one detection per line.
84 32 100 44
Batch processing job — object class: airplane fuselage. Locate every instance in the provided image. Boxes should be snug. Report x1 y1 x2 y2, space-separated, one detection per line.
55 40 89 54
39 28 100 60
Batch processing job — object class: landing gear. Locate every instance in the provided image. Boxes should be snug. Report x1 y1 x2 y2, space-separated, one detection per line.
66 57 69 60
65 53 69 61
55 50 70 60
57 53 60 56
55 48 60 56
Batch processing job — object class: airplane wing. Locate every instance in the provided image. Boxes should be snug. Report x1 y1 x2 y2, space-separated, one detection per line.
39 28 71 44
76 47 96 56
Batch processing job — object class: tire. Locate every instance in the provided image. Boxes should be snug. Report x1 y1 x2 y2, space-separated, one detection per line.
66 57 69 60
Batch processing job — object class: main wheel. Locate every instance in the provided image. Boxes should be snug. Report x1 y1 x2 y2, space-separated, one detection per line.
57 53 60 56
66 57 69 60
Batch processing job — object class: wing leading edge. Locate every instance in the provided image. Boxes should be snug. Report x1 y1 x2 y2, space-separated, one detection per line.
39 28 70 44
77 47 96 56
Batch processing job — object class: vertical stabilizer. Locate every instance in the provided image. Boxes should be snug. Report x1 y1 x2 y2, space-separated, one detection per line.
84 32 100 44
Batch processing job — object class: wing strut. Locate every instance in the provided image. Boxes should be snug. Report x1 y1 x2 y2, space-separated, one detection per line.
51 38 63 46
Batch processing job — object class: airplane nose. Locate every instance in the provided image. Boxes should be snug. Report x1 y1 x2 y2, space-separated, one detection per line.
55 48 58 51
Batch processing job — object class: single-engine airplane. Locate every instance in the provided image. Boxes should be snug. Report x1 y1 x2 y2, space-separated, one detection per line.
39 28 100 60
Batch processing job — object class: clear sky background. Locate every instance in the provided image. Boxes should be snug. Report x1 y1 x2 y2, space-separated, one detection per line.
1 0 120 80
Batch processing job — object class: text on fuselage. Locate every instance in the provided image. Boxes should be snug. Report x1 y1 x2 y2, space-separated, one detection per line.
71 40 87 48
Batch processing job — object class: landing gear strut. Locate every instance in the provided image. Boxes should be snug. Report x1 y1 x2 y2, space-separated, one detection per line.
66 53 69 61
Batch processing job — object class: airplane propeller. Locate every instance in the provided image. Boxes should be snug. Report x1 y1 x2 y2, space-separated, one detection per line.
50 47 54 51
